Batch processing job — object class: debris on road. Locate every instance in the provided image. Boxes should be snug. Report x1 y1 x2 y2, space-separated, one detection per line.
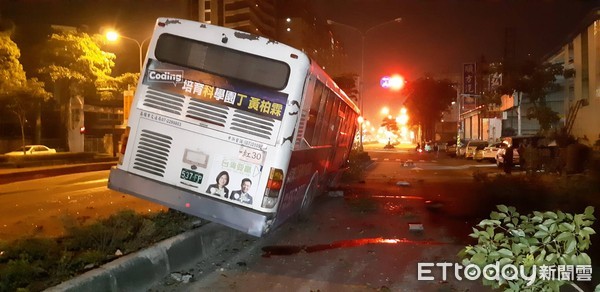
408 223 424 231
396 181 411 187
328 190 344 197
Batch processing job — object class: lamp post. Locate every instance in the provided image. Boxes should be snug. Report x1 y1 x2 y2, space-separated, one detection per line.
327 17 402 151
105 30 150 73
452 84 462 155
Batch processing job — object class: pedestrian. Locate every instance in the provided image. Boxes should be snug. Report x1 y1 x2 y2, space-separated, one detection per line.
503 145 514 174
433 142 439 158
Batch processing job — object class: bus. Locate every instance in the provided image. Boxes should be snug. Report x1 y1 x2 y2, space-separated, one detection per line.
108 18 360 237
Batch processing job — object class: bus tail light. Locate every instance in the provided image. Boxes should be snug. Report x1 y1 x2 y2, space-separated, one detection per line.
262 168 284 208
118 126 131 165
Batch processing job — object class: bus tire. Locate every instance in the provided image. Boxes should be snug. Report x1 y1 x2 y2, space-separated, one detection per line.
298 172 319 221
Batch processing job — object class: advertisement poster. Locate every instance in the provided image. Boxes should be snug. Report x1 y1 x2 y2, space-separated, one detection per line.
143 59 288 121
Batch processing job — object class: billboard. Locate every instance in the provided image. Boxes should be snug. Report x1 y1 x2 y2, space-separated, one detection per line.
463 63 476 95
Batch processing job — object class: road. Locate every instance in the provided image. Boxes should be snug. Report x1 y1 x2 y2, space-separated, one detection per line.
148 149 500 291
0 170 167 241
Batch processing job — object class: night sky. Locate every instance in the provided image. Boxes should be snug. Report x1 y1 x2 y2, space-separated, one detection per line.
2 0 598 120
315 0 599 119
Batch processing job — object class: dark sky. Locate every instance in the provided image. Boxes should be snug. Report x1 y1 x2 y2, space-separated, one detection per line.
1 0 189 74
314 0 599 119
2 0 599 120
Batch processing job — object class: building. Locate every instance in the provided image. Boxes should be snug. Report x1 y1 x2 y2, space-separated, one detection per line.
190 0 277 38
544 8 600 146
188 0 347 75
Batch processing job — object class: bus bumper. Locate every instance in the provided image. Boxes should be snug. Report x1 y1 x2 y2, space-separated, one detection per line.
108 167 273 237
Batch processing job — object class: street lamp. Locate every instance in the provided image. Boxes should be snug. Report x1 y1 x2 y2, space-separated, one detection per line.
327 17 402 151
105 30 150 73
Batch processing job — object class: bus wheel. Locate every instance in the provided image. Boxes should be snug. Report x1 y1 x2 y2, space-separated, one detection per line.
298 172 319 221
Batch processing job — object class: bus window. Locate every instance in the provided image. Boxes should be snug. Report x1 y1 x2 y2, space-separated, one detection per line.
338 105 350 146
312 86 329 145
304 81 324 145
155 33 290 90
327 98 341 145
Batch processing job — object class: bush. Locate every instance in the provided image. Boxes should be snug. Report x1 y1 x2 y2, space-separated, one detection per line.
342 149 371 182
0 209 199 291
459 205 597 291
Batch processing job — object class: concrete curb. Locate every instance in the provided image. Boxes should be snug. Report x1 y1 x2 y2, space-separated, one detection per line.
46 222 243 292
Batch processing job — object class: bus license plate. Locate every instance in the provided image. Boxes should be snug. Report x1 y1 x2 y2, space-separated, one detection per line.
180 168 203 184
239 146 264 164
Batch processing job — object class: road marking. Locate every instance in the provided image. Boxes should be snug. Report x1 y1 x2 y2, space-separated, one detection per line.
72 178 109 186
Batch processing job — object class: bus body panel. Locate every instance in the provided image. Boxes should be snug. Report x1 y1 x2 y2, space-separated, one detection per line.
272 147 332 228
108 168 270 236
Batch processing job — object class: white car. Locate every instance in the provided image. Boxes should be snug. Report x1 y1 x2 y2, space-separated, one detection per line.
464 141 488 159
4 145 57 156
474 142 504 162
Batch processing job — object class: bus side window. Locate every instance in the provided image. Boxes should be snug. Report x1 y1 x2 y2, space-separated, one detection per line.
311 83 329 145
338 105 350 146
304 81 323 146
325 98 341 145
317 91 335 146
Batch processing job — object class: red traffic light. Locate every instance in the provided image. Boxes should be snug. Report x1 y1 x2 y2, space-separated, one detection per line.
380 74 405 91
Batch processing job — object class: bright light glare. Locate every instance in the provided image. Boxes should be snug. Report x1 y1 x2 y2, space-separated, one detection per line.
389 74 405 91
106 31 119 41
397 115 408 125
381 107 389 115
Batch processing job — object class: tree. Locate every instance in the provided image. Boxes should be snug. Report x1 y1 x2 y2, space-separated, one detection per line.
333 73 359 103
403 77 456 141
5 79 52 152
37 29 116 151
380 116 398 132
0 28 51 153
484 60 563 132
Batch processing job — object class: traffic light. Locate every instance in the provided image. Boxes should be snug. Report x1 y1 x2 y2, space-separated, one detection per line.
380 74 405 91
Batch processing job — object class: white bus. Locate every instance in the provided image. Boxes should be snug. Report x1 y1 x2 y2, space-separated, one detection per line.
108 18 360 237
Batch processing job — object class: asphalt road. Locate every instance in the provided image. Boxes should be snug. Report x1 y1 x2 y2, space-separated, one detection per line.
147 151 498 291
0 170 167 241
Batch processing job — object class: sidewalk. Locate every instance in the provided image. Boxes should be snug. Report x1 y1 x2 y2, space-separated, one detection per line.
0 159 117 185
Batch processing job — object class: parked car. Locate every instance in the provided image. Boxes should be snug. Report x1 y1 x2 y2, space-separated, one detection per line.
465 140 488 159
446 139 466 157
446 140 458 157
4 145 57 156
474 142 504 162
495 135 545 167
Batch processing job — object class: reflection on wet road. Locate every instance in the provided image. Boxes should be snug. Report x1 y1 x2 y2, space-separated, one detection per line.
262 237 447 257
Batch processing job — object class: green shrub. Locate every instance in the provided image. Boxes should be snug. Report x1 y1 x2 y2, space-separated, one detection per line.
342 149 371 182
459 205 596 291
0 209 199 291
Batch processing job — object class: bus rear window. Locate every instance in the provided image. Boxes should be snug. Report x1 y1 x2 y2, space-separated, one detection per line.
155 33 290 90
